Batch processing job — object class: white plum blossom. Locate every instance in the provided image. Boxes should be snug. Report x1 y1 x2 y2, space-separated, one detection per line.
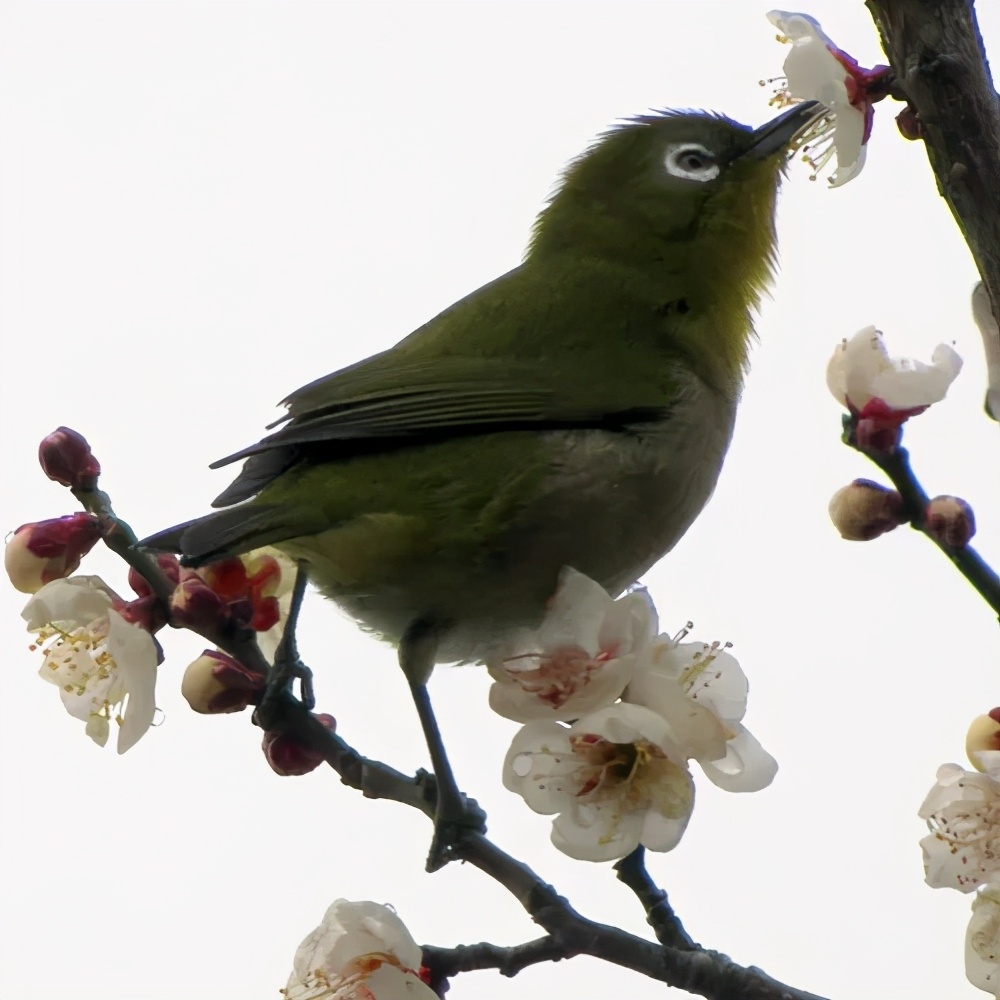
627 636 777 793
967 882 1000 996
282 899 434 1000
827 326 963 414
503 703 696 862
919 754 1000 893
23 576 158 753
766 10 886 186
487 569 656 722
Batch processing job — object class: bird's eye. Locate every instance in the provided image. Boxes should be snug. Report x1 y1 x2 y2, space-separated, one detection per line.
663 143 720 182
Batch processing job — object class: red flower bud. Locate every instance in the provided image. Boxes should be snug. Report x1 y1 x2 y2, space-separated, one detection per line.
38 427 101 489
129 553 181 598
182 649 266 714
261 713 336 776
5 513 102 593
117 594 169 633
169 574 227 630
925 495 976 548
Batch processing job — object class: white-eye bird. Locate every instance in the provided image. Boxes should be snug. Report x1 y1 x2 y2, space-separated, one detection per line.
144 103 819 856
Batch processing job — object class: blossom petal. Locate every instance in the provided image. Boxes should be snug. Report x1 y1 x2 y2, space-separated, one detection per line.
638 802 692 853
107 610 158 753
829 114 866 187
697 725 778 793
870 342 963 408
551 802 642 863
364 963 438 1000
291 900 422 987
967 883 1000 994
597 589 657 655
502 722 577 814
85 713 110 747
625 669 728 762
22 576 113 630
535 568 610 653
488 655 634 723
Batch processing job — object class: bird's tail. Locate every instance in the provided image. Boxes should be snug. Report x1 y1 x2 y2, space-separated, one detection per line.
140 504 317 567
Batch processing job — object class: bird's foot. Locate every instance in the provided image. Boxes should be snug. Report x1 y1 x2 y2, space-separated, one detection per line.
259 565 315 716
416 769 487 872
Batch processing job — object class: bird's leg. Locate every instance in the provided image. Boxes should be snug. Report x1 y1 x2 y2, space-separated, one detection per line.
262 563 315 711
399 617 485 872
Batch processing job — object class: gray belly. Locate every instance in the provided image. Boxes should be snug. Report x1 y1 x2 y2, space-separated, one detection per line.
321 383 737 664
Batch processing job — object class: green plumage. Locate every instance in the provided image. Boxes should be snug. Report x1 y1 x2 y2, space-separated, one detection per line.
144 104 818 663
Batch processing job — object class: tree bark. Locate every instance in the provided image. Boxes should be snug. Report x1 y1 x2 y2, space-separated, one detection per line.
866 0 1000 326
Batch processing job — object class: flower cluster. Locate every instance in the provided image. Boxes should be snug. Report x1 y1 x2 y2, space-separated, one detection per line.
764 10 889 186
491 569 776 862
282 899 434 1000
6 427 328 775
920 715 1000 995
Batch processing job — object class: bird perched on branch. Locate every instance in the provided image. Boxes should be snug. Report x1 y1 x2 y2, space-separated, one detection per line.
144 101 820 862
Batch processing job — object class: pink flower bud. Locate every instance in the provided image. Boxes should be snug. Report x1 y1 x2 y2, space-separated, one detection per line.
169 574 226 630
181 649 266 714
828 479 905 541
262 713 336 776
117 594 168 633
4 513 102 593
925 495 976 548
38 427 101 489
128 554 181 598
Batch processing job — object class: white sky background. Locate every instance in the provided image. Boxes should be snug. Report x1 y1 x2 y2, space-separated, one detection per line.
1 2 998 998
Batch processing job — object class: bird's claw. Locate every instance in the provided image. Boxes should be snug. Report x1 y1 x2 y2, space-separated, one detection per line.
416 770 487 872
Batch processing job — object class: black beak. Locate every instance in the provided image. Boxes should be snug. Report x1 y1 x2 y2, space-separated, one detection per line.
738 100 825 161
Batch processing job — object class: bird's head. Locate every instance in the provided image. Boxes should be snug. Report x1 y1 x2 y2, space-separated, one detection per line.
529 102 822 276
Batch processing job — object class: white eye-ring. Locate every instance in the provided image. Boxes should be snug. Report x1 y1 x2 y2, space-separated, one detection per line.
664 143 720 182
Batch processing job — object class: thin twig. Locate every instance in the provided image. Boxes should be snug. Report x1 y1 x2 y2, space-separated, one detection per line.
846 420 1000 620
614 847 698 950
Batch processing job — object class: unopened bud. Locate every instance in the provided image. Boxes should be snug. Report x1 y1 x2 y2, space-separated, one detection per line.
128 554 181 598
262 713 336 776
117 594 168 633
169 574 226 629
181 650 265 714
925 495 976 548
5 513 102 593
828 479 904 541
38 427 101 489
967 710 1000 771
895 105 921 141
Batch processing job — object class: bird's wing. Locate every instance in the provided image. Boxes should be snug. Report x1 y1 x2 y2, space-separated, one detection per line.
208 354 675 507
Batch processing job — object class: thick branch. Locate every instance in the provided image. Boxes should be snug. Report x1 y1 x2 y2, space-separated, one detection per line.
866 0 1000 325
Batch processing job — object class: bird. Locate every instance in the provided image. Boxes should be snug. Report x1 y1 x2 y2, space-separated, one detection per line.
143 101 819 860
